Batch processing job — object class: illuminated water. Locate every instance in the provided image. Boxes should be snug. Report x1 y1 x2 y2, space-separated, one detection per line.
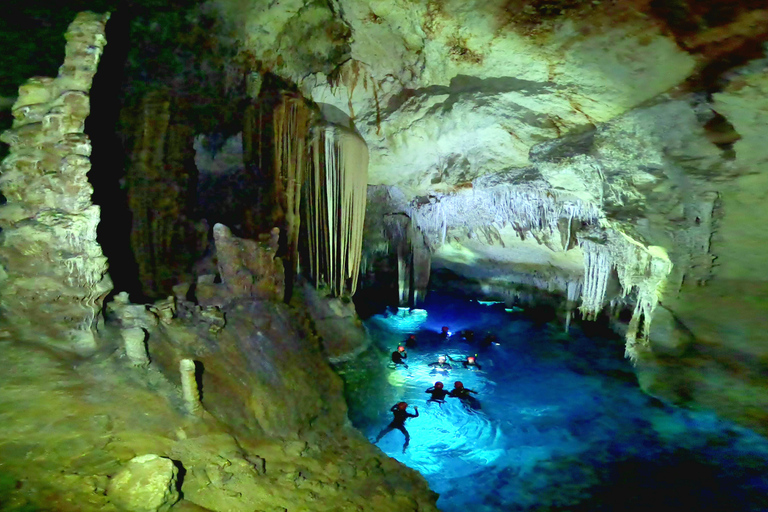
339 295 768 512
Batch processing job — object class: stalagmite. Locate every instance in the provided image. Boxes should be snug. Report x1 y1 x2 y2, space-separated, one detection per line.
0 12 112 352
179 359 201 415
122 327 150 367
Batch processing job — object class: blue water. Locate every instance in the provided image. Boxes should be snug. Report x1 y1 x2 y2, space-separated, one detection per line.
341 295 768 512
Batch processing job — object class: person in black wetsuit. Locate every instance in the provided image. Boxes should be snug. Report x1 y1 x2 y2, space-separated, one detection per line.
404 334 418 349
447 354 482 370
391 346 408 368
426 381 450 404
449 381 481 409
428 355 452 372
439 326 451 340
374 402 419 452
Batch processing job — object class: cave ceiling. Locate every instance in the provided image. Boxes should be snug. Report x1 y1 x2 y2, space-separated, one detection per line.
204 0 766 307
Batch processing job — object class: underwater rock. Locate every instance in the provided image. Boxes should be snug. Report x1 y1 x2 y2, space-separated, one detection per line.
107 454 180 512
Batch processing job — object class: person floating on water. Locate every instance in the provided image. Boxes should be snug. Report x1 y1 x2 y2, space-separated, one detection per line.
374 402 419 453
439 326 452 340
404 334 418 349
448 354 482 370
391 346 408 368
449 381 481 409
426 381 450 404
428 355 452 372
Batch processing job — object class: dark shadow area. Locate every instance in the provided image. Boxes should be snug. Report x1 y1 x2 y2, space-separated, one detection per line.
86 8 144 300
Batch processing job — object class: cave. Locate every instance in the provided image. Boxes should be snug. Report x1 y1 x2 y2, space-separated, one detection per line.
1 1 768 511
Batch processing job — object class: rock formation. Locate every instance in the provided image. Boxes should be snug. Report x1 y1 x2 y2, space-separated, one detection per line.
0 12 112 353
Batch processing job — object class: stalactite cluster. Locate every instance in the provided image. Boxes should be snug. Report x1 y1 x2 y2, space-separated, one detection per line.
272 94 313 279
125 92 202 298
579 240 611 321
306 125 369 297
0 12 112 351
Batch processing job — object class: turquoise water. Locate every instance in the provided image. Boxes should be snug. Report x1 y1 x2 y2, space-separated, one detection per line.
342 295 768 512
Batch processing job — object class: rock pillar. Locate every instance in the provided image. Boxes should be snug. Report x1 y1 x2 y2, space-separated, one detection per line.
0 12 113 353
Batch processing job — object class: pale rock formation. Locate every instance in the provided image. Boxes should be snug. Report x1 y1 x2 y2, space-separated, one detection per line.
106 454 180 512
0 12 112 353
122 327 150 367
213 223 285 301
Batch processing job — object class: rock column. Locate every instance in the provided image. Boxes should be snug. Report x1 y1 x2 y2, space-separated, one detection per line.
0 12 113 353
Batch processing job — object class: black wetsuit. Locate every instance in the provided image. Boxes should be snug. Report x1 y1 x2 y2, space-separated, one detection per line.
374 405 419 450
450 387 481 409
426 386 450 403
449 387 477 399
391 351 408 368
405 337 418 348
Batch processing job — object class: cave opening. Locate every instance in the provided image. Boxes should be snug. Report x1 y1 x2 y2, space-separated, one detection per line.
338 295 768 512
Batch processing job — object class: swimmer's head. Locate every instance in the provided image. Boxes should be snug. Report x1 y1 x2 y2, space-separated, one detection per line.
435 381 444 389
438 356 446 364
408 334 416 340
397 346 406 353
441 326 450 333
454 381 464 389
467 356 476 364
397 402 408 410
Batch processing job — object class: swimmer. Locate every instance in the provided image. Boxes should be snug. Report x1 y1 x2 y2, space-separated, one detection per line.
374 402 419 453
425 381 450 403
449 381 481 410
447 354 482 370
439 326 451 340
428 355 452 371
404 334 418 349
391 346 408 368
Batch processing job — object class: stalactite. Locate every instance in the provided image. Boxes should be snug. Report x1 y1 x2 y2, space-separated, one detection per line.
579 240 611 320
305 125 369 297
126 92 200 297
411 226 432 307
272 94 313 280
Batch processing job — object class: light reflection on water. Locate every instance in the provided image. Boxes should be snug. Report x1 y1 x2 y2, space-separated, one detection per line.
341 296 768 512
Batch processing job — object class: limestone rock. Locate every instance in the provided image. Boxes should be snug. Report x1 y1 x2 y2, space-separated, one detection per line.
212 223 285 302
107 454 180 512
0 12 112 350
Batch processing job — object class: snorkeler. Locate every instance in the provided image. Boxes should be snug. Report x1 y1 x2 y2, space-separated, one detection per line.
428 355 452 371
374 402 419 453
426 381 451 403
404 334 418 348
391 346 408 368
439 326 451 340
447 354 482 370
449 381 481 410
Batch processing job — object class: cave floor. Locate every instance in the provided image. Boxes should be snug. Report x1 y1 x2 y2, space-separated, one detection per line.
338 296 768 512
